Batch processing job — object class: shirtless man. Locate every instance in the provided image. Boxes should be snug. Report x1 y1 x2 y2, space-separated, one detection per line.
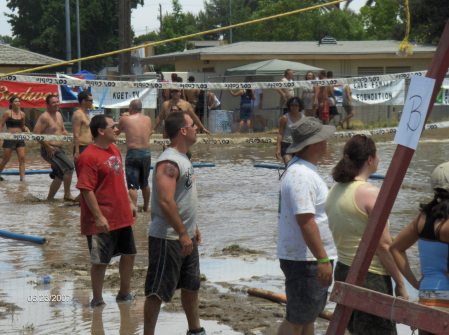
276 69 295 113
34 94 75 201
154 89 210 134
118 99 153 212
72 91 93 161
184 76 200 110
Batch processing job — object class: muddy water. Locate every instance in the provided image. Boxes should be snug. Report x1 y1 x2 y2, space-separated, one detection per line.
1 130 449 334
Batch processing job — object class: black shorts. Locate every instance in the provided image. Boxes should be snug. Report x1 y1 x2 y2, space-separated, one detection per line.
86 226 137 264
40 146 74 180
145 236 200 302
329 106 339 116
280 259 332 324
2 140 25 149
334 262 397 335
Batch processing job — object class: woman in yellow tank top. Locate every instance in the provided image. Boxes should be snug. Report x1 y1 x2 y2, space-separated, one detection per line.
325 135 408 335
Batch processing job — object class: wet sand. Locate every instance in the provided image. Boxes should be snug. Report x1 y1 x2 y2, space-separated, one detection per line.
2 130 448 334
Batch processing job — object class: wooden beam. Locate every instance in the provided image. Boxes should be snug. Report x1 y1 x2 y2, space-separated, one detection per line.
330 282 449 334
326 18 449 335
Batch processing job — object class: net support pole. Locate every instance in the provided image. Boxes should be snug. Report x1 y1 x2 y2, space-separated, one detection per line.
326 19 449 335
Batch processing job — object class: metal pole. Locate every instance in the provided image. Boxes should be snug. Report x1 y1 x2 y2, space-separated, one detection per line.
65 0 72 73
229 0 233 43
76 0 81 72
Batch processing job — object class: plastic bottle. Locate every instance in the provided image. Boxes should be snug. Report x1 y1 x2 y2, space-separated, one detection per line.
38 274 52 285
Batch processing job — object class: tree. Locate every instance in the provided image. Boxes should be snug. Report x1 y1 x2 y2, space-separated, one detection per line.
359 0 403 40
407 0 449 44
6 0 144 71
238 0 366 42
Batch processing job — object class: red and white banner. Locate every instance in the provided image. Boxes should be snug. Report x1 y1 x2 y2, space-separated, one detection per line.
0 81 57 108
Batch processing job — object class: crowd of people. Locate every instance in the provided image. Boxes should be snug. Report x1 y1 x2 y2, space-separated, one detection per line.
0 80 447 335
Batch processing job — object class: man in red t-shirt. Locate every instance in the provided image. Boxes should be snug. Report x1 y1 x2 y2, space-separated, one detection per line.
76 114 136 308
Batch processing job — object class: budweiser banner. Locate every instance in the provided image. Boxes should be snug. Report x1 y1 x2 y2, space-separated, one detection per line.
0 81 58 108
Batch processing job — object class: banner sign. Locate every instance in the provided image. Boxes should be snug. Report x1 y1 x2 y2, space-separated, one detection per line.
0 81 57 108
436 79 449 105
0 71 428 91
351 79 405 105
58 74 157 109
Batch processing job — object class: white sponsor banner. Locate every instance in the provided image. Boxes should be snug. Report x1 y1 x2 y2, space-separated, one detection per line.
351 79 405 105
58 74 158 108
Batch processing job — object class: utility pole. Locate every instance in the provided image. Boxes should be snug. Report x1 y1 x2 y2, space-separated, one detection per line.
159 3 163 33
229 0 233 43
65 0 72 73
119 0 132 76
76 0 81 72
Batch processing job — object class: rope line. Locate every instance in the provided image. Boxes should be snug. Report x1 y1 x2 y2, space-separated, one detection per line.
0 70 427 90
1 0 347 77
2 120 448 144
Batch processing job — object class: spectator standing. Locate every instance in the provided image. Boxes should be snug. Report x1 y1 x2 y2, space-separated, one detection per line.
277 117 337 335
326 135 408 335
76 114 136 308
144 111 205 335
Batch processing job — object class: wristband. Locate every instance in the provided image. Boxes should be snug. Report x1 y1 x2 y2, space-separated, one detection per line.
317 257 330 264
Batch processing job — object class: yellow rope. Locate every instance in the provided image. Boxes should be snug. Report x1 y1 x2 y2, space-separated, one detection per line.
3 0 347 76
398 0 413 56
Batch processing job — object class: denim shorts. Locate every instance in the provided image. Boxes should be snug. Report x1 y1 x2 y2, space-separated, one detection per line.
280 259 331 324
334 262 397 335
87 226 136 264
145 236 200 302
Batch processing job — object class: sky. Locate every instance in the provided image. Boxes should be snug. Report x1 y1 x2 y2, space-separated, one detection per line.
0 0 365 37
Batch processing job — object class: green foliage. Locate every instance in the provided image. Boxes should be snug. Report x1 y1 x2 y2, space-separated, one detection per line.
240 0 366 41
408 0 449 44
6 0 144 71
359 0 402 40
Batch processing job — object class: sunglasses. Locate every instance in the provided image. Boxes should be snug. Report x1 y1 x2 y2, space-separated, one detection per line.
182 122 196 129
105 124 118 129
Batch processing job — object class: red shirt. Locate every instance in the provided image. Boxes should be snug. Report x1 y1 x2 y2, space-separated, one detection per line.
76 144 134 235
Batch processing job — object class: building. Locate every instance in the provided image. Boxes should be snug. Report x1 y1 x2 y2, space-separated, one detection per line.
0 43 62 75
141 40 440 130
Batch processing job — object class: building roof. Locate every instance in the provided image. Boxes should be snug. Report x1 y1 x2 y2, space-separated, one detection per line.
225 59 323 76
142 40 436 64
0 43 62 66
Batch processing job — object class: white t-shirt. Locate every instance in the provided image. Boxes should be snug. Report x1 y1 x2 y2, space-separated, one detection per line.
277 157 337 261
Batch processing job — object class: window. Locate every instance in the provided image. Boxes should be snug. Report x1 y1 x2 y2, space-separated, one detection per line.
357 67 384 76
385 66 411 74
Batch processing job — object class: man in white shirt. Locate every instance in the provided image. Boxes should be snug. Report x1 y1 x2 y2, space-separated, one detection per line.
277 116 337 335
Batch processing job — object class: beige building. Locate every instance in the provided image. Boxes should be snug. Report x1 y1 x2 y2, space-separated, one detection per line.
144 40 438 130
141 40 435 78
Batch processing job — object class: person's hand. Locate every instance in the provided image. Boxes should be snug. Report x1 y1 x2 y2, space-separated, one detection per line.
317 262 333 286
195 226 202 244
95 215 109 233
74 152 80 162
179 231 193 256
395 284 409 300
275 149 281 160
45 145 56 158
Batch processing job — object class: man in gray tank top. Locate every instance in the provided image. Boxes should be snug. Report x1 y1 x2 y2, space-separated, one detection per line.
144 111 205 335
